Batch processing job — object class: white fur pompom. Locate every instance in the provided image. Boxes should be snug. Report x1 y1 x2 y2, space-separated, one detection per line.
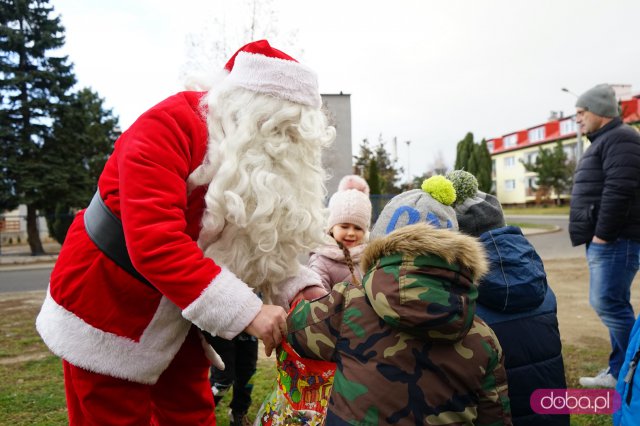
338 175 370 195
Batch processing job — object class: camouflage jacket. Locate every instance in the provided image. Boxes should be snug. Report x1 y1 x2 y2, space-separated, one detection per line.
287 223 512 425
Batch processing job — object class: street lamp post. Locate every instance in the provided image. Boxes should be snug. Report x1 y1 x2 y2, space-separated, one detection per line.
561 87 583 162
405 140 411 185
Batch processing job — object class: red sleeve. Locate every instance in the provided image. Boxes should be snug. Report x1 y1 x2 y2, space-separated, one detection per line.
114 94 261 337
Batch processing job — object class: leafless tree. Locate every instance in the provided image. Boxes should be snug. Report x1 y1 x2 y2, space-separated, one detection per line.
180 0 301 90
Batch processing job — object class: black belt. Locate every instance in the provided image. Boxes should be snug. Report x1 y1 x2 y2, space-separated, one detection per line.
84 191 220 345
84 191 155 289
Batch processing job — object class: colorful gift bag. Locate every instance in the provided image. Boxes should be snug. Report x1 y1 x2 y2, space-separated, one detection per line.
255 340 336 426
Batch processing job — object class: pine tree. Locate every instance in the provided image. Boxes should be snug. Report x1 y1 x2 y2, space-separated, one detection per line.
454 132 493 194
353 135 403 194
1 0 77 254
474 139 492 193
42 88 120 243
454 132 474 171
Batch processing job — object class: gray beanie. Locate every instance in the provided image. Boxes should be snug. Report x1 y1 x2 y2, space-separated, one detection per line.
576 83 619 118
455 192 506 237
371 176 458 239
447 170 506 237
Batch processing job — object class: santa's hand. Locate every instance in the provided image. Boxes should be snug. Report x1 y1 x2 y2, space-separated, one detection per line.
244 304 287 357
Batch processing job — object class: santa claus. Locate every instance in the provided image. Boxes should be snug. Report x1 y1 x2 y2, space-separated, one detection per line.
36 40 335 425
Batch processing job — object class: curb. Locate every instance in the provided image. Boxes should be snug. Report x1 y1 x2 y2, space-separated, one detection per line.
520 225 561 236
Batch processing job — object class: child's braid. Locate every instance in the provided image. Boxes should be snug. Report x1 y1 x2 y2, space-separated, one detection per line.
337 242 360 285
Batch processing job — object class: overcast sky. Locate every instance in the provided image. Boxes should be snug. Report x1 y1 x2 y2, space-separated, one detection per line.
53 0 640 182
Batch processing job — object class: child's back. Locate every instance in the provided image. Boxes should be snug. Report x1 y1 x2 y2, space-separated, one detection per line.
287 223 512 425
474 226 568 426
447 170 568 426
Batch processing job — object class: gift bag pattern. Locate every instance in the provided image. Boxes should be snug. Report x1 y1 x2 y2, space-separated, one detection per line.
255 341 336 426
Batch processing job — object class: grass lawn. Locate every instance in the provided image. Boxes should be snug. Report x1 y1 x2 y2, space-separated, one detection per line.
503 205 570 215
0 292 616 426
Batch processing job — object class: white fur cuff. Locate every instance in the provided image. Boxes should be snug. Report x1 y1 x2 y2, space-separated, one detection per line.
182 267 262 339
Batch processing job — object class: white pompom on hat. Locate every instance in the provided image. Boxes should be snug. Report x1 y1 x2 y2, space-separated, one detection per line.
327 175 372 232
217 39 322 108
338 174 370 195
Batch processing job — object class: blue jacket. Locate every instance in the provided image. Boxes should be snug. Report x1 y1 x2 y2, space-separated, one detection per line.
614 316 640 426
476 226 569 426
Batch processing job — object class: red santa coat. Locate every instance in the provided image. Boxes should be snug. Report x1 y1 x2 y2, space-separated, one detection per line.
37 91 273 385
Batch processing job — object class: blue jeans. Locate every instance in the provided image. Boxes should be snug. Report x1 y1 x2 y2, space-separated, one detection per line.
587 239 640 377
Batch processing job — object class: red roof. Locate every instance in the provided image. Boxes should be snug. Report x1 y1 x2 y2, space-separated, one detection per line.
488 97 640 154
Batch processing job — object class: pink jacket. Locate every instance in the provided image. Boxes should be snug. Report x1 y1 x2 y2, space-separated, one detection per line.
308 240 366 291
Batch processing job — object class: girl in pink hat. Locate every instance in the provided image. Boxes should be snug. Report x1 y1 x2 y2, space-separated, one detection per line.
308 174 372 291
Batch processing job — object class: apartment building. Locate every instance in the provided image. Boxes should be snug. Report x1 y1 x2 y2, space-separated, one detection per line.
487 87 640 205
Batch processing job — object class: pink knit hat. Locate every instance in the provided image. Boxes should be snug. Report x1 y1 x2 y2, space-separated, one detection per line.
327 175 372 232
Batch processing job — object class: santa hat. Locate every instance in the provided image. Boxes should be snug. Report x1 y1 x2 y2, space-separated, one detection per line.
327 175 372 232
218 40 322 108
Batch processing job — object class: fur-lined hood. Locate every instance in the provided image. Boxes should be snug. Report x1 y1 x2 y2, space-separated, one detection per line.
360 223 489 341
362 223 488 280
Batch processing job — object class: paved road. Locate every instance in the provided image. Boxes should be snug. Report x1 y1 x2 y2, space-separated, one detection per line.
0 264 52 293
506 215 583 260
0 215 582 293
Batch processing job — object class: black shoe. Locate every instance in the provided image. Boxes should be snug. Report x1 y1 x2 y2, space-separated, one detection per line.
229 410 251 426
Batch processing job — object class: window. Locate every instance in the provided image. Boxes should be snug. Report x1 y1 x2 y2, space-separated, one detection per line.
503 134 518 148
504 156 516 168
563 143 577 160
560 118 577 135
528 126 545 143
504 179 516 191
525 151 538 165
487 141 494 152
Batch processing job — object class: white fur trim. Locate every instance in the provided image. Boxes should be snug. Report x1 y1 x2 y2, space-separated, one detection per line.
224 51 321 108
270 265 324 309
182 266 262 340
36 289 191 385
199 331 225 370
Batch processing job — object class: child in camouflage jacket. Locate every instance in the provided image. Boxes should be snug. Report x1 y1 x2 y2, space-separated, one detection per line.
285 178 512 425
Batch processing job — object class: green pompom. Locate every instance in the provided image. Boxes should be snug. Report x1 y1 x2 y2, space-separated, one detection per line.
421 176 456 206
446 170 478 206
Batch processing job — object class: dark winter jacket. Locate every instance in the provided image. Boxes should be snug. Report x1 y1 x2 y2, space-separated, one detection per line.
287 223 513 426
476 226 568 426
569 118 640 246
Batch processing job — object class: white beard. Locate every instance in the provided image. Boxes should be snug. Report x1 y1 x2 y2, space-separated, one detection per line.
189 87 336 302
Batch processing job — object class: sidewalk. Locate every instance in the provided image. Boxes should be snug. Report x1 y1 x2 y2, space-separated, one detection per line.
0 226 558 268
0 242 61 267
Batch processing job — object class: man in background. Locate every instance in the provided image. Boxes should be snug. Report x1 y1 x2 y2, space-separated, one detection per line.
569 83 640 387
